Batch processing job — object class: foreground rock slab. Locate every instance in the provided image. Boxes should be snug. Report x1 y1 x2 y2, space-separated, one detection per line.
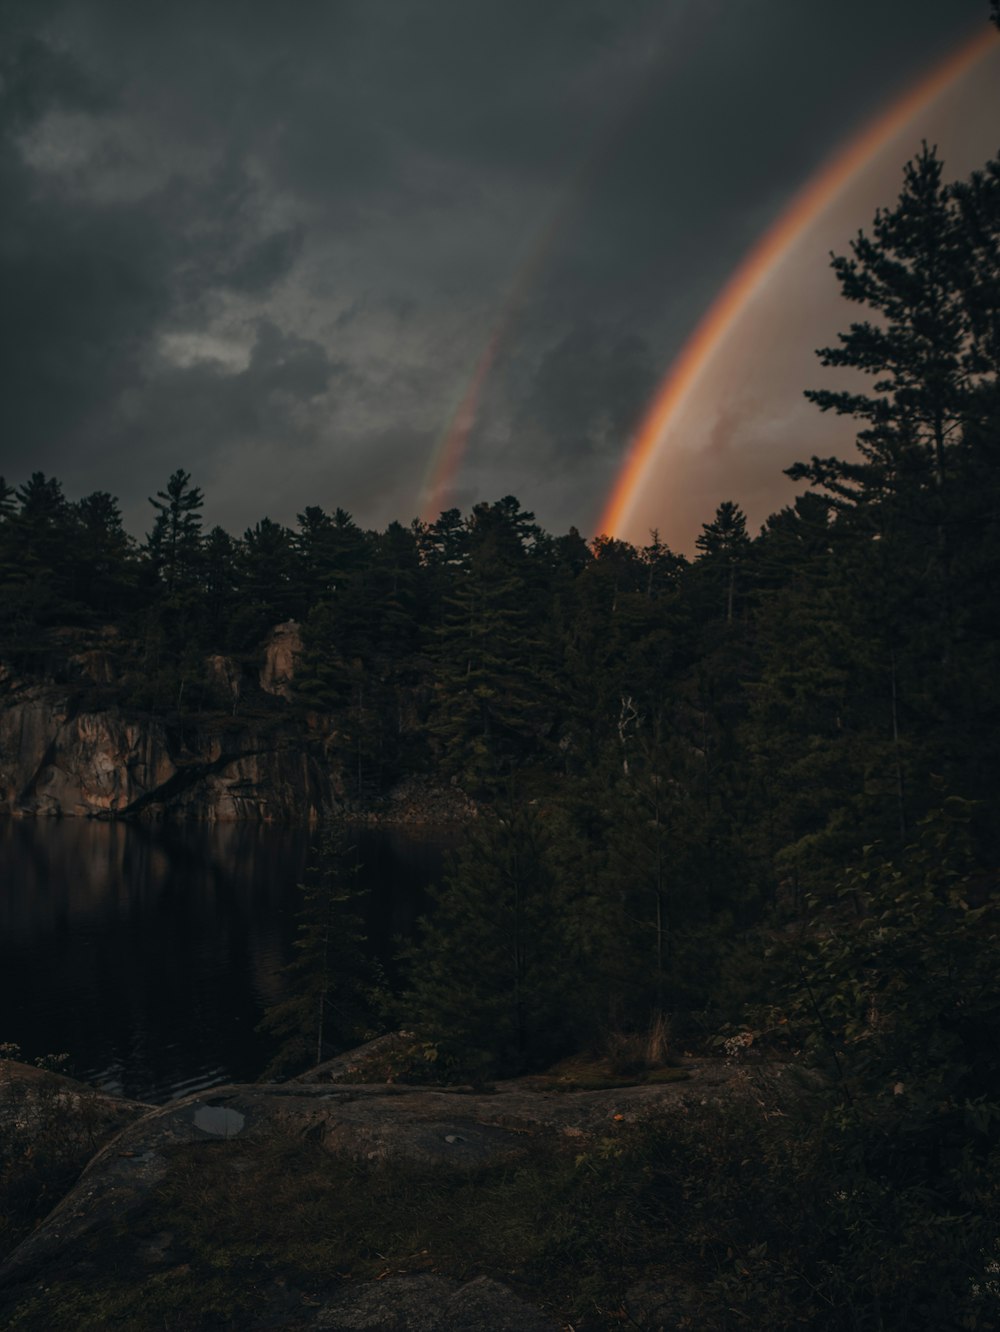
0 1060 150 1157
314 1273 558 1331
0 1049 765 1328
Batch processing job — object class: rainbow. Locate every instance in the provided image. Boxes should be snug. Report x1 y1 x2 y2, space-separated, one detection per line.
419 163 616 523
598 26 998 540
419 304 523 522
418 168 589 522
419 7 678 522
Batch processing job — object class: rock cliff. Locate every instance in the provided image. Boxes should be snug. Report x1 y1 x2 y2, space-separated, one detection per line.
0 623 477 824
0 682 337 821
258 620 303 700
0 622 342 821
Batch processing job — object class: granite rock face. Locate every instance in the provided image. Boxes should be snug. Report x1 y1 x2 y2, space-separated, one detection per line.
0 1047 756 1329
0 680 336 821
259 620 302 700
0 622 479 823
0 620 338 821
0 1052 739 1289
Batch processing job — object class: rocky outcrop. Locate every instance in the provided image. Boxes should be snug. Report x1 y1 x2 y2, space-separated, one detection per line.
0 676 481 823
206 653 243 709
0 1047 752 1328
0 1060 149 1167
360 776 478 825
259 620 302 700
66 626 122 686
0 623 483 823
0 681 337 821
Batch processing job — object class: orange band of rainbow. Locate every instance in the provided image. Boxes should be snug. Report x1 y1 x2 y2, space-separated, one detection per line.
598 26 998 540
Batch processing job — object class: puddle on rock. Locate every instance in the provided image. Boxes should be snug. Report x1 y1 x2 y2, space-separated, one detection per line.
193 1104 246 1137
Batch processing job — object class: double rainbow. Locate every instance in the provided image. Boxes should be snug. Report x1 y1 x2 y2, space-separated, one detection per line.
417 25 998 536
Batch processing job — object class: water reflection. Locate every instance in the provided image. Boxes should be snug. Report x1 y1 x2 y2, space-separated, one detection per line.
0 819 448 1104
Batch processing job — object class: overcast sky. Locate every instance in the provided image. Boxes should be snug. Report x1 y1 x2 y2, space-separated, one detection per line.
2 0 997 550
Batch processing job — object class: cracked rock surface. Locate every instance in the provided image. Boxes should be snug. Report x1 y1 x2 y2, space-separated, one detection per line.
0 1046 754 1328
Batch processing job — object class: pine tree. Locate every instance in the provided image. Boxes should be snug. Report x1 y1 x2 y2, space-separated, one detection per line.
552 534 641 769
71 491 137 621
294 513 400 799
787 145 1000 828
427 498 554 791
138 469 208 710
230 516 298 649
796 148 974 508
403 797 573 1075
1 474 76 644
258 822 378 1079
0 479 15 615
695 501 751 624
789 145 993 654
202 526 240 645
145 468 205 597
413 507 471 640
294 505 369 616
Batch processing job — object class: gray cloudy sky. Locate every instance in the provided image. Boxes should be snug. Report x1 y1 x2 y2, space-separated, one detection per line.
2 0 997 550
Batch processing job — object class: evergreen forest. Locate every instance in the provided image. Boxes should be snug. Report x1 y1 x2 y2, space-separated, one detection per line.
3 140 1000 1329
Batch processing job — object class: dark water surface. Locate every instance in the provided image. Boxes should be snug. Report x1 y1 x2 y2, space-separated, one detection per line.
0 818 450 1103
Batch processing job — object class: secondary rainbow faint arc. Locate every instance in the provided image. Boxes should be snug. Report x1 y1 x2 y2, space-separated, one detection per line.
598 26 998 540
419 5 678 522
418 169 587 523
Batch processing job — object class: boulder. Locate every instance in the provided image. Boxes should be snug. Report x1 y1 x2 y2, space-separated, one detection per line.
259 620 302 700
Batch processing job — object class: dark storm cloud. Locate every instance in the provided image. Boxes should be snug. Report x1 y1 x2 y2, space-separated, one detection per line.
216 228 303 296
1 148 307 462
107 319 335 460
515 323 657 462
132 321 336 452
0 27 136 442
0 21 318 515
0 0 994 541
0 29 111 127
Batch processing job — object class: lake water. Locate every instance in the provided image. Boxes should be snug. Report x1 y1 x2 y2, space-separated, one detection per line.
0 818 450 1104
